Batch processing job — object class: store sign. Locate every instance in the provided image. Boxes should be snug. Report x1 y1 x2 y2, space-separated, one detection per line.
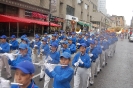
25 10 48 20
66 15 78 22
51 0 57 13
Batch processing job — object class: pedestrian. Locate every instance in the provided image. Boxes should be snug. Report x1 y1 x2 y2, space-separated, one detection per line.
72 43 91 88
11 60 39 88
45 52 74 88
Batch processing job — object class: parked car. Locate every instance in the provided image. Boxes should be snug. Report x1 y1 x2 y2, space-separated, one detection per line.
129 34 133 42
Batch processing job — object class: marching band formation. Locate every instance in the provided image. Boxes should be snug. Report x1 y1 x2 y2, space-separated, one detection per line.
0 30 118 88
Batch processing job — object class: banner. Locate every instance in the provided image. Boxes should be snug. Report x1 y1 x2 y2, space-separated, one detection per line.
51 0 57 13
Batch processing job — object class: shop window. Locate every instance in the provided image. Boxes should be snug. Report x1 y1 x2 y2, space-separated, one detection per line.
0 4 4 14
84 4 88 9
5 5 18 16
66 5 75 16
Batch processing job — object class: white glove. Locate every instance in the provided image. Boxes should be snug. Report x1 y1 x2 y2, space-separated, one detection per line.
76 43 80 46
32 39 35 42
13 53 18 56
47 55 52 61
78 58 84 64
45 63 54 72
34 45 38 47
101 46 104 48
41 49 44 52
89 53 93 57
9 44 12 46
74 62 79 67
0 47 2 50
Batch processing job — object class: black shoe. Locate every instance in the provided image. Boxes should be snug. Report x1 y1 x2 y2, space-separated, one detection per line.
39 78 43 81
7 76 12 80
105 63 107 65
94 75 97 77
90 83 93 86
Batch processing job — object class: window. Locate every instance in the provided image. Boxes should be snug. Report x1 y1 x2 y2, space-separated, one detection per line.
77 0 82 3
66 5 75 16
84 4 88 9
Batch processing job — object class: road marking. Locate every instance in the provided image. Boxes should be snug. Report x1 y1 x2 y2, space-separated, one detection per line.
33 73 40 79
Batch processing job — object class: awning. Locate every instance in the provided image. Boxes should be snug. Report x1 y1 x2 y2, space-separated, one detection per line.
84 23 90 27
77 21 84 26
0 14 61 27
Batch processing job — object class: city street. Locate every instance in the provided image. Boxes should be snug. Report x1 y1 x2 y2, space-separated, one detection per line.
1 38 133 88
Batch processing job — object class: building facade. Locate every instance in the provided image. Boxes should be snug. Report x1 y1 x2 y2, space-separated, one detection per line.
110 15 125 28
0 0 114 36
98 0 107 15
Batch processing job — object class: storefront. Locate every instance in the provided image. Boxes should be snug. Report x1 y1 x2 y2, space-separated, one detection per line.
65 15 78 32
77 21 90 32
0 2 60 37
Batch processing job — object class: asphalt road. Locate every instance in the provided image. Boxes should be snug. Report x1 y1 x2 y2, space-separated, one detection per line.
1 38 133 88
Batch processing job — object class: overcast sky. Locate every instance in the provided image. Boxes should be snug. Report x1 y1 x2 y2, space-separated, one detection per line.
106 0 133 25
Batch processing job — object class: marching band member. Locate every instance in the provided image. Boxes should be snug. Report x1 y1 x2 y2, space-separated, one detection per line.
94 38 102 74
10 35 19 51
43 42 60 88
45 52 74 88
72 43 91 88
68 38 76 54
88 40 98 85
21 38 32 57
11 61 39 88
99 36 107 67
8 43 32 67
0 35 11 79
84 34 91 47
39 38 50 81
61 41 71 54
49 34 59 45
43 33 49 39
77 33 85 44
31 34 41 62
71 32 77 45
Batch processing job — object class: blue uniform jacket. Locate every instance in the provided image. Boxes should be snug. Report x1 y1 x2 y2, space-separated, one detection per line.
8 54 32 66
11 80 39 88
27 46 32 57
86 47 98 62
50 40 59 45
33 41 41 55
72 52 91 68
100 40 107 51
77 38 85 44
95 44 102 55
41 44 50 56
0 42 10 53
10 40 19 50
85 38 91 47
47 51 60 64
62 48 71 54
68 44 76 54
71 37 77 45
45 66 74 88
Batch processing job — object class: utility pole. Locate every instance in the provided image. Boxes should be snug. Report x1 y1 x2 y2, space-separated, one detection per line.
48 0 51 34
